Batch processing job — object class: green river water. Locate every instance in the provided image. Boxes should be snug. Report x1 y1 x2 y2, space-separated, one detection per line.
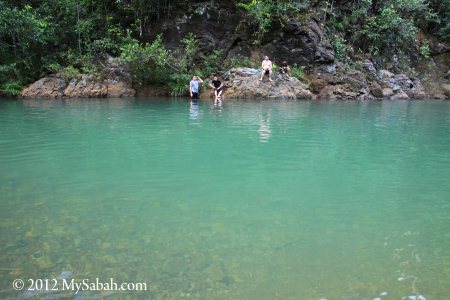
0 98 449 300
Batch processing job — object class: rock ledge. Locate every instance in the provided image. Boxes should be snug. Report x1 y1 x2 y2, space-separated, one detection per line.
21 74 135 98
222 68 314 100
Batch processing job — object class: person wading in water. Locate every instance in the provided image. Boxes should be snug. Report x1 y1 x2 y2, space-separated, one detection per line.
189 75 203 100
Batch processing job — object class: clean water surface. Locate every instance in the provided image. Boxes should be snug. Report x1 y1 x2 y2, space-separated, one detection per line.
0 98 449 300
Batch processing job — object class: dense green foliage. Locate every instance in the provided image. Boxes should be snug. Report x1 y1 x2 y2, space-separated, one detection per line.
326 0 447 59
238 0 310 41
0 2 48 95
432 0 450 40
290 64 306 81
237 0 449 62
0 0 194 96
0 0 448 96
119 33 259 96
120 33 200 96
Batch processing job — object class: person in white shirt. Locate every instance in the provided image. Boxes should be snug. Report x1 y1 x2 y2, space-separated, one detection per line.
259 56 273 82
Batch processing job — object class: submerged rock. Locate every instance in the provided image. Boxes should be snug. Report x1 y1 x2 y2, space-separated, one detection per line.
57 271 73 280
402 294 427 300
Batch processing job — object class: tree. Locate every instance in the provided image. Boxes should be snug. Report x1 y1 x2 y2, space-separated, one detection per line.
0 1 48 94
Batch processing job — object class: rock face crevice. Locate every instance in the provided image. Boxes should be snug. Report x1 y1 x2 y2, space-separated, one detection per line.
153 4 335 68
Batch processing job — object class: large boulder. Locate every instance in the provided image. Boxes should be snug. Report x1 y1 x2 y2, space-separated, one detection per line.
415 51 449 98
378 70 426 99
316 85 367 100
21 76 66 98
221 68 314 100
308 61 427 100
442 84 450 97
369 82 384 98
21 75 135 99
63 75 108 98
22 57 135 98
309 63 372 100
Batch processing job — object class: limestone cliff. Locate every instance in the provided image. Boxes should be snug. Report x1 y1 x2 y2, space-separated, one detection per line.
21 1 449 100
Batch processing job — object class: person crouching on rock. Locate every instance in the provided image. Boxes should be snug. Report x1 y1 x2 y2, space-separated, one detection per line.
210 76 223 101
280 60 291 75
259 56 273 82
190 75 203 100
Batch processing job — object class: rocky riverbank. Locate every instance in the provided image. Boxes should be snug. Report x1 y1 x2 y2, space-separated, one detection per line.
21 64 448 100
21 74 135 98
220 68 314 100
5 1 450 100
20 1 449 100
21 59 135 98
309 60 429 100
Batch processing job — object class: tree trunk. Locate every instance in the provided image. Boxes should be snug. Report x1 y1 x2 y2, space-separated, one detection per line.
371 0 378 14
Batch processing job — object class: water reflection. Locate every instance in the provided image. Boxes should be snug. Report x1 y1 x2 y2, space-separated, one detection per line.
211 99 223 118
258 111 271 143
189 100 200 120
213 98 222 109
22 98 128 109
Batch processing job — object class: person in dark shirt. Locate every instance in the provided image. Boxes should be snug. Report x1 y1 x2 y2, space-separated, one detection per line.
280 60 291 75
210 76 223 101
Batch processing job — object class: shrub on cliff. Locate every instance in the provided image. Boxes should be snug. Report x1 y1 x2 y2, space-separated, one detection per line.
120 33 206 96
325 0 442 66
238 0 310 42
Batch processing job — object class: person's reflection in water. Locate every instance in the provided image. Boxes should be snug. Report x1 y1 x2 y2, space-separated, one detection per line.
258 111 271 143
213 98 222 110
189 100 200 120
211 98 222 118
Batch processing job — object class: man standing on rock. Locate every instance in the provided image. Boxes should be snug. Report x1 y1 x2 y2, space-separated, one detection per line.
190 75 203 100
259 56 273 82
